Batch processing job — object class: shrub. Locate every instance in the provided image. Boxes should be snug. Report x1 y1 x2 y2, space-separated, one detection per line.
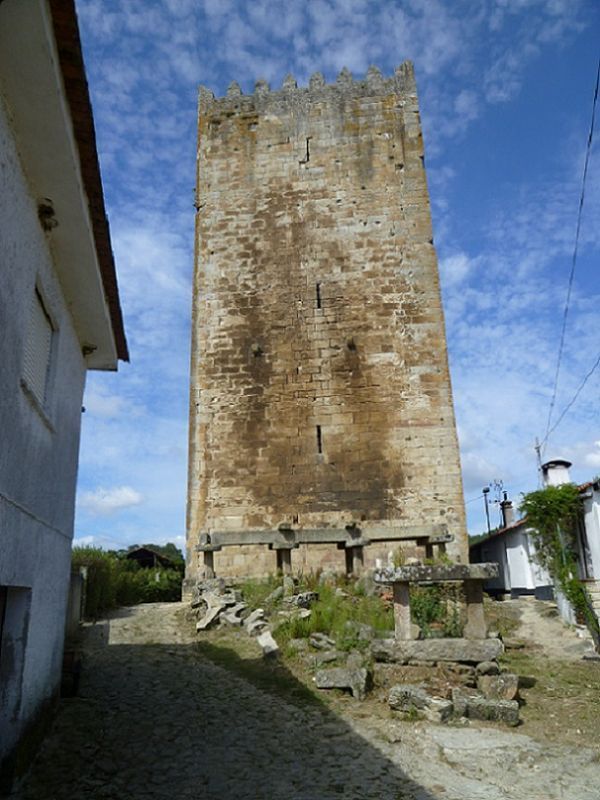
72 547 117 619
521 484 600 648
410 584 464 638
72 547 182 618
271 580 394 646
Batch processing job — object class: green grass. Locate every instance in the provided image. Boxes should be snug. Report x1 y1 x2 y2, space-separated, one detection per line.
237 574 282 609
410 584 464 637
265 581 394 647
500 650 600 748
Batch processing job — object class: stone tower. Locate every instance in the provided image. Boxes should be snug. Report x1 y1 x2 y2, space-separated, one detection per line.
186 63 467 583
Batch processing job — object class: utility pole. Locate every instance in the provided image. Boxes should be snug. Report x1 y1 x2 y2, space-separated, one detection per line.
482 486 491 534
534 438 543 486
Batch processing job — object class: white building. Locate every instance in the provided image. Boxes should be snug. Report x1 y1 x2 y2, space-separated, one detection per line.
0 0 127 787
470 460 600 628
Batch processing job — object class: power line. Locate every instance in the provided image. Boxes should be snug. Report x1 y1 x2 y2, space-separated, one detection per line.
542 57 599 454
465 494 483 504
542 348 600 447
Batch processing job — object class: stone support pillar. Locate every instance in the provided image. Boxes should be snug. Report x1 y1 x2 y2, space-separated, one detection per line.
351 547 364 576
277 548 292 575
203 550 215 580
464 579 486 639
392 582 413 640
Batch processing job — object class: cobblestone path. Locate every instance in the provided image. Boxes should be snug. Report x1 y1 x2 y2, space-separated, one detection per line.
12 603 600 800
12 604 434 800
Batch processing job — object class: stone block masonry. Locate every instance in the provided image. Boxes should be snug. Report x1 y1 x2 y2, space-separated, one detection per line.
186 62 467 581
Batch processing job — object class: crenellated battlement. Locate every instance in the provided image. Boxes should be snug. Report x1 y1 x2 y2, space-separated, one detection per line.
198 61 416 115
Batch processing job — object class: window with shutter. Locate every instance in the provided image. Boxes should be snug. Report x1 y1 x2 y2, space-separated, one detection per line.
22 289 53 406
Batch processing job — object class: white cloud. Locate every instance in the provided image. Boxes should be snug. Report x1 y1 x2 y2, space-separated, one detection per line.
78 486 143 516
584 444 600 470
453 89 479 122
72 535 96 547
83 386 125 418
439 252 478 287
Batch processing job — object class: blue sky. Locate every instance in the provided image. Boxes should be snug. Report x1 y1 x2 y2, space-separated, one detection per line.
73 0 600 552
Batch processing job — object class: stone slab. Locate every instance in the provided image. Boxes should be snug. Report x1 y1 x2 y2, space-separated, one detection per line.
372 637 504 664
196 525 451 551
196 604 224 631
374 562 499 584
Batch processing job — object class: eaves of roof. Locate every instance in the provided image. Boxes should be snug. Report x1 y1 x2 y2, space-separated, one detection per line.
48 0 128 362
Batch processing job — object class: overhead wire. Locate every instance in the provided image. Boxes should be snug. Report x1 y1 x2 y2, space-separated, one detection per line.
543 349 600 446
541 56 600 454
465 494 484 504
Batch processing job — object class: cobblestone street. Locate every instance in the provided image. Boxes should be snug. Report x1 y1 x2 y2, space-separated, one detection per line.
11 603 600 800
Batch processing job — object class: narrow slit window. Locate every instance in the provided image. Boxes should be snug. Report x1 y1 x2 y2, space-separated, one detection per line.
299 136 312 164
316 425 323 454
316 282 322 309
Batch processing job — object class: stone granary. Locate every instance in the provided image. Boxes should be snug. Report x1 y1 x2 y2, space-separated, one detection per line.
186 62 467 584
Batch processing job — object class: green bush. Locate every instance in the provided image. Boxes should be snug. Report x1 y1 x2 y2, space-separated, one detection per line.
410 584 464 638
272 581 394 647
72 548 117 619
521 484 600 648
72 547 182 618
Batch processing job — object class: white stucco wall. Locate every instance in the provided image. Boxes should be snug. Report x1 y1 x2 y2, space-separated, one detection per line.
582 488 600 580
474 536 509 592
0 93 87 762
471 523 553 596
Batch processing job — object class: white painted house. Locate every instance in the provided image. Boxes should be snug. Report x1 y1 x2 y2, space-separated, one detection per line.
0 0 127 787
470 460 600 628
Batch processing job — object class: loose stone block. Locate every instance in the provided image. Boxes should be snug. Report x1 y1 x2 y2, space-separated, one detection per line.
196 604 224 631
475 661 499 676
464 696 520 727
452 688 519 726
388 685 452 723
285 591 319 609
256 630 279 658
309 633 336 651
388 684 430 711
315 667 371 700
477 673 519 702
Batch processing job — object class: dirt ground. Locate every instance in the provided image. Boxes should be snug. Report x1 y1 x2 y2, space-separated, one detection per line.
11 598 600 800
491 597 600 748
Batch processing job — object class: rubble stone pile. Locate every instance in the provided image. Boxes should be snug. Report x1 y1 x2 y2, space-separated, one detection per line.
188 576 521 726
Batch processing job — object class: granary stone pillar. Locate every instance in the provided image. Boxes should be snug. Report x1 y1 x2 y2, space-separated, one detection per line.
392 582 413 640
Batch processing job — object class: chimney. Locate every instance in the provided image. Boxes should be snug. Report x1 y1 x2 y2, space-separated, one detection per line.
500 491 515 528
541 458 572 487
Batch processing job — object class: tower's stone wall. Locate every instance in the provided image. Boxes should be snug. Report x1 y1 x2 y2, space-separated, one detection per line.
186 63 467 580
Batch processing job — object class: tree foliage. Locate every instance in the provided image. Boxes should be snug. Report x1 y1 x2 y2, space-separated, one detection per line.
72 547 182 619
520 484 581 573
520 484 599 648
